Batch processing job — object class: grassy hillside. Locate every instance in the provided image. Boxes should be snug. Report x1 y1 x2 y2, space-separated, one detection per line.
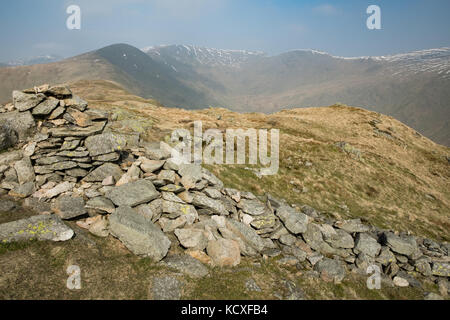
69 80 450 242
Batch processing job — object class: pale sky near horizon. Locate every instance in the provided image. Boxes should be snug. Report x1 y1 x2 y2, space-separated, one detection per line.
1 0 450 61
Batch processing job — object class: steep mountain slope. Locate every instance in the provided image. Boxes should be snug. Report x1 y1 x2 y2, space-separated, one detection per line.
0 44 217 109
144 45 450 146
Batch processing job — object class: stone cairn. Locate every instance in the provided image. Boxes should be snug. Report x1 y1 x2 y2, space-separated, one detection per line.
0 85 448 291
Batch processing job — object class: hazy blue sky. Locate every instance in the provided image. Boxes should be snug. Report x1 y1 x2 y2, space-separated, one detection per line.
1 0 450 61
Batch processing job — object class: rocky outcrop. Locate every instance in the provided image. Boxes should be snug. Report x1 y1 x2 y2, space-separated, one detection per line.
0 84 448 292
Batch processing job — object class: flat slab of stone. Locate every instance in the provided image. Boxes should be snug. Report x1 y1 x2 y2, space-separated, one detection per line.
85 133 127 157
49 121 106 138
52 195 87 220
106 179 159 207
109 206 170 260
13 91 45 112
0 214 74 242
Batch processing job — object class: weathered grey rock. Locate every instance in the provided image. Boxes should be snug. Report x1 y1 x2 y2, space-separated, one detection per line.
301 205 319 218
13 91 45 111
238 199 267 216
85 196 116 214
60 139 81 151
202 168 224 189
324 228 354 249
376 246 396 266
275 204 309 234
334 219 369 233
106 179 159 207
109 206 170 260
152 276 182 300
53 196 87 219
0 124 18 151
414 258 432 276
88 216 109 237
65 168 89 178
45 85 72 99
63 94 87 111
32 98 59 116
158 216 188 232
381 232 418 257
14 157 35 185
0 214 74 242
432 262 450 277
158 170 176 184
207 238 241 267
9 182 35 198
354 233 381 257
0 111 35 140
161 200 197 221
174 228 208 250
83 163 123 182
203 187 222 199
40 181 75 199
92 152 120 162
0 199 17 211
314 258 346 283
250 214 278 230
85 133 127 157
49 121 106 137
162 254 209 278
56 150 89 158
192 193 228 216
224 219 266 255
48 106 66 120
140 158 165 173
34 161 78 174
178 164 203 182
279 234 296 246
302 223 336 255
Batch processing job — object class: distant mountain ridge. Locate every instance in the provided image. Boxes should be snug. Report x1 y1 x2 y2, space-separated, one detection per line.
0 43 449 146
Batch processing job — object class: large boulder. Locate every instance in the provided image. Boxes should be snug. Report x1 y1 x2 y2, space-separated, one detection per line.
105 179 159 207
109 206 171 260
354 233 381 257
381 232 418 257
223 219 266 256
191 193 229 216
0 214 74 242
0 111 35 140
207 238 241 267
12 91 45 111
83 163 123 182
13 157 35 185
275 204 309 234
